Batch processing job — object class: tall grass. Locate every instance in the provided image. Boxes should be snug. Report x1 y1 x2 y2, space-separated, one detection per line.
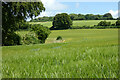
2 29 118 78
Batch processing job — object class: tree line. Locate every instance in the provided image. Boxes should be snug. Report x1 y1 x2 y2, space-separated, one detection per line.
30 13 115 22
2 2 48 46
50 13 120 30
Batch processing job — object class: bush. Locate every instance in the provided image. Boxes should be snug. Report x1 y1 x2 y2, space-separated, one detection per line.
111 23 116 26
116 20 120 26
97 21 111 26
31 24 51 43
56 36 62 40
19 22 31 30
3 33 21 46
22 32 39 45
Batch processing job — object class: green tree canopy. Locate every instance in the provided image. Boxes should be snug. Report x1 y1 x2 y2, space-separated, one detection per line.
51 13 72 30
103 13 113 20
2 2 45 46
31 24 51 43
69 13 78 20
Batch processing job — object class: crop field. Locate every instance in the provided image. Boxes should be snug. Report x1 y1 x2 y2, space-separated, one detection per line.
29 21 52 28
29 20 117 28
2 29 118 78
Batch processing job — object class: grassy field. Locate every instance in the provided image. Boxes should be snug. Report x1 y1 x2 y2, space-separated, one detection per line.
29 20 117 28
2 29 118 78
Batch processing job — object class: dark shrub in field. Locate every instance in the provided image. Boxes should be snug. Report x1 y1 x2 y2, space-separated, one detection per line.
116 20 120 26
111 23 116 26
22 32 39 45
97 21 111 26
56 36 62 40
3 33 21 46
31 24 51 43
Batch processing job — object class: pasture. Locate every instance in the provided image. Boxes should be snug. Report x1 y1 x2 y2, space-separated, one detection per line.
29 20 117 28
2 29 118 78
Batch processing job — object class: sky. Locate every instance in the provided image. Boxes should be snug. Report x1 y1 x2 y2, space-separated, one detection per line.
27 0 119 21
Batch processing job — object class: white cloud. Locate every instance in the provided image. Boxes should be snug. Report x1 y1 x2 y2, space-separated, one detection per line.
36 11 64 18
109 10 118 18
41 0 68 11
37 0 68 17
57 0 119 2
36 11 56 17
75 3 80 8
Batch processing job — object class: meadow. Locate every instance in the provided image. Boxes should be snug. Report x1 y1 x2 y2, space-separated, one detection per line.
2 29 118 78
29 20 117 28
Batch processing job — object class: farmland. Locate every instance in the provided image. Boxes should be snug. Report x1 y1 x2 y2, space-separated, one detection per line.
2 1 119 79
2 29 118 78
29 20 117 28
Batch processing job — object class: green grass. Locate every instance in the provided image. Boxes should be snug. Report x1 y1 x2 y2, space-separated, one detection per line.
0 47 2 79
29 20 117 28
29 21 52 28
72 20 116 28
2 29 118 78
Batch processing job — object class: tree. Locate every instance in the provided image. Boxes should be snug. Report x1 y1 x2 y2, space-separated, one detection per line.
85 14 98 20
69 13 78 20
94 15 103 20
51 13 72 30
2 2 45 46
78 14 85 20
18 22 31 30
103 13 113 20
31 24 51 43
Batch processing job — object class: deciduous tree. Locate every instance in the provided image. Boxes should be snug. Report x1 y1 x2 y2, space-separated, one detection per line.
2 2 45 46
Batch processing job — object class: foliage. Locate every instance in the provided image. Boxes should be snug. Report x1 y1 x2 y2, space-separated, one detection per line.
111 23 116 26
3 32 21 46
22 32 39 45
97 21 111 26
29 20 117 29
30 13 114 22
116 20 120 26
103 13 113 20
19 22 31 30
31 24 51 43
2 2 45 46
69 14 78 20
56 36 62 40
51 13 72 30
30 16 54 22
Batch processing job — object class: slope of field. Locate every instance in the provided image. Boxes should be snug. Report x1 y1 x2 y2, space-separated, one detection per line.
29 20 116 28
2 29 118 78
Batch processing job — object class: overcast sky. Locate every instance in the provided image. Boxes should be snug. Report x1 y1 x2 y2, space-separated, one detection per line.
27 0 119 21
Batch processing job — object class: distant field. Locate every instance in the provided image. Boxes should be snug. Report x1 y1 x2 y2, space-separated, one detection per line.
29 20 117 28
3 29 118 78
29 21 52 28
72 20 116 28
